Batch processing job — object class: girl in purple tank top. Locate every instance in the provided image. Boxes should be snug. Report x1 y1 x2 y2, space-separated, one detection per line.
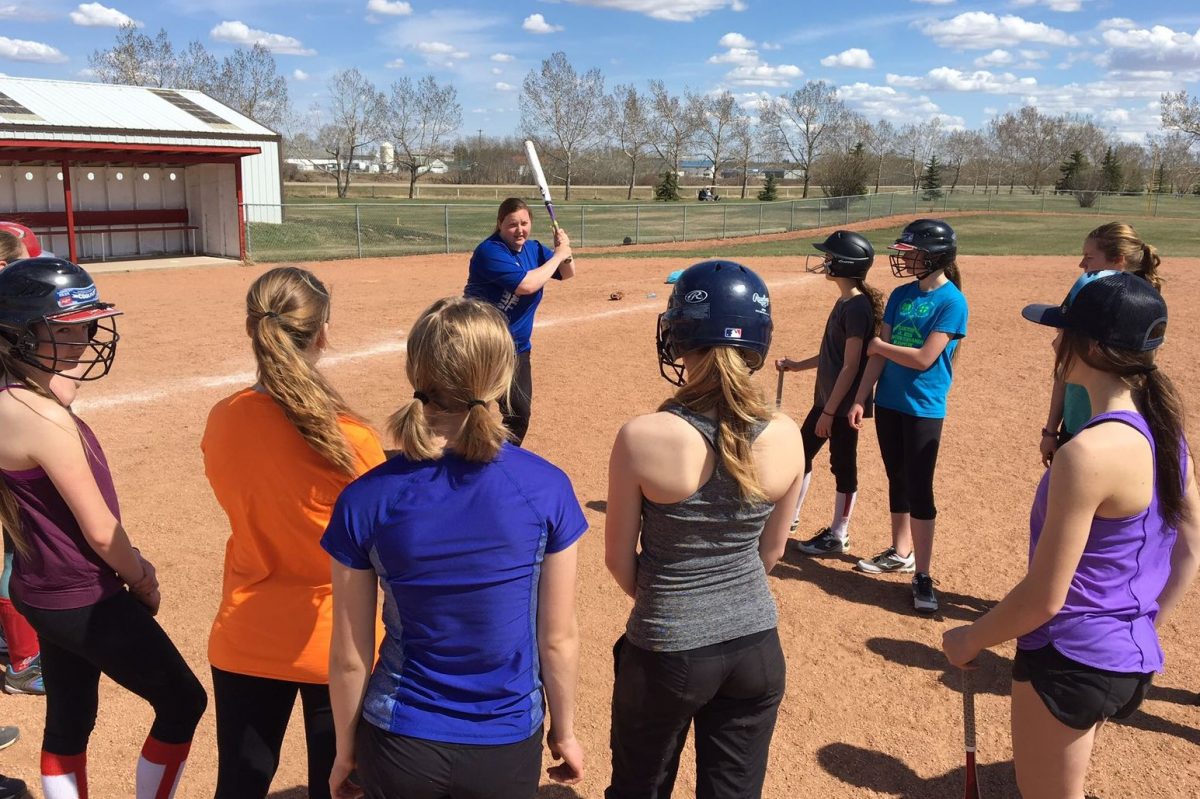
0 258 206 799
942 272 1200 798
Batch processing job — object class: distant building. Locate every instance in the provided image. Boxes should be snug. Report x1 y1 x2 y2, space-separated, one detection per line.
0 75 282 262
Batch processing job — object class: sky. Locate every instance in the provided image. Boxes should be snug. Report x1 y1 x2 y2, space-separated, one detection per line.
4 0 1200 143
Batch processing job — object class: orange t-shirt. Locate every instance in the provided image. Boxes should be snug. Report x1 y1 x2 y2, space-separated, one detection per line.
202 388 386 683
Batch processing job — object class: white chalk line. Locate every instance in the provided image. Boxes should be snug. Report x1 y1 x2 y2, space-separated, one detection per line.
76 274 815 413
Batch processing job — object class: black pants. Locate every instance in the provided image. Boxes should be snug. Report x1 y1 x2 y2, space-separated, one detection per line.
606 629 786 799
212 666 334 799
355 720 542 799
500 350 533 446
800 406 860 494
15 590 207 754
874 406 945 520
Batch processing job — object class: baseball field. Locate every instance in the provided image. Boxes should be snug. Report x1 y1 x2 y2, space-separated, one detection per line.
3 217 1198 798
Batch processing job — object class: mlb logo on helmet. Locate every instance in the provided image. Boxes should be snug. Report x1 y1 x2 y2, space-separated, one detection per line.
724 327 742 339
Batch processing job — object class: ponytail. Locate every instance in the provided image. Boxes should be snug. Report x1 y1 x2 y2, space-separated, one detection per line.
389 297 514 464
1136 243 1163 292
660 346 772 503
1088 222 1163 292
856 278 885 335
942 259 963 290
247 268 364 475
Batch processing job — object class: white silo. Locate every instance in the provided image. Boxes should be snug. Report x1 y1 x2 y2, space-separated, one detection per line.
379 142 395 172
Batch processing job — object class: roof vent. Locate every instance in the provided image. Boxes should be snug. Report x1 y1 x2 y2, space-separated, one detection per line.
0 91 43 124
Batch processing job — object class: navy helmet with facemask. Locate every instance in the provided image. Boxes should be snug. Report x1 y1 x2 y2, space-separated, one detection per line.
656 260 773 386
0 257 122 380
888 219 957 279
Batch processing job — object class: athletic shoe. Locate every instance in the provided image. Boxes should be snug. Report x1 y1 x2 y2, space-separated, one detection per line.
856 547 915 574
788 518 800 534
0 773 26 799
913 572 939 613
0 727 17 751
3 655 43 696
795 527 850 556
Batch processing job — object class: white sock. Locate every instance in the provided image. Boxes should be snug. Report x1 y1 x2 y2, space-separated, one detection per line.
136 738 190 799
41 751 87 799
831 491 856 540
791 471 813 526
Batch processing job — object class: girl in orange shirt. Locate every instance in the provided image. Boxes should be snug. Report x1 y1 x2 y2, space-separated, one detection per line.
202 267 385 799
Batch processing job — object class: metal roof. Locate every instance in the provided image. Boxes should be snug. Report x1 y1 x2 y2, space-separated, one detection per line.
0 76 276 138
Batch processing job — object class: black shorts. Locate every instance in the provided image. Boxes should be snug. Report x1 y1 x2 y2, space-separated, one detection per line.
1012 644 1152 731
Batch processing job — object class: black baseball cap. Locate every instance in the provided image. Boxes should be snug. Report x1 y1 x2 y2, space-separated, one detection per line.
1021 271 1166 351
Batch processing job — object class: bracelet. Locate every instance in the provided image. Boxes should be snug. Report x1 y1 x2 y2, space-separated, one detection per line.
821 410 836 417
1041 428 1057 438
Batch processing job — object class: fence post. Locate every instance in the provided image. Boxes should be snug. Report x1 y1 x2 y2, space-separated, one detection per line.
844 199 849 225
722 206 728 239
444 205 450 253
912 190 918 213
683 205 688 241
817 203 822 228
1154 192 1159 217
758 203 763 235
1041 191 1046 213
1096 192 1103 214
889 193 894 215
245 212 252 260
635 205 641 244
943 192 949 213
987 192 992 212
866 193 873 220
581 205 586 247
355 205 363 259
789 201 795 231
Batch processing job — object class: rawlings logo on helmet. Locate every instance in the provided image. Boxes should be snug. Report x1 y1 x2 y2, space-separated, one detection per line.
684 290 708 303
752 292 770 309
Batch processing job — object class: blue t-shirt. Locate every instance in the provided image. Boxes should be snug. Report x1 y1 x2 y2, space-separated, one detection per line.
321 443 587 745
464 232 557 353
875 280 968 419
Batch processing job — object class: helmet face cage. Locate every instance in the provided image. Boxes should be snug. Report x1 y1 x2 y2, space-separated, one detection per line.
655 313 687 386
804 253 834 275
888 248 953 280
7 314 120 381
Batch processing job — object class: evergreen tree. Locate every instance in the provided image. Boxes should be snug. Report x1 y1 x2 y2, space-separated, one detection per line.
1100 147 1123 193
654 169 681 201
920 155 943 201
1056 150 1088 192
757 172 778 201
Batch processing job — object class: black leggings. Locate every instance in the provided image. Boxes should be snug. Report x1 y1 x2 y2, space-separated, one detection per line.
500 349 533 446
606 629 786 799
800 406 860 494
212 667 334 799
15 590 207 755
874 406 945 520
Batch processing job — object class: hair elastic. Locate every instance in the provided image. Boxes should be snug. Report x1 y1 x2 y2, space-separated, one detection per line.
413 391 430 404
466 399 486 408
263 311 281 319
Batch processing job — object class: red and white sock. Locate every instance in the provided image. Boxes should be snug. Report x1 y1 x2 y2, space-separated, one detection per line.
831 491 857 540
790 471 813 527
42 751 87 799
0 597 40 664
136 737 191 799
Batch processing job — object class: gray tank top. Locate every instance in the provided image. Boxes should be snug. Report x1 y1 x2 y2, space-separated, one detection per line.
625 402 779 652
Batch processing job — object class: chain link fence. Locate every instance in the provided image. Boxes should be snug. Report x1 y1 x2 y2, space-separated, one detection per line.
242 189 1200 264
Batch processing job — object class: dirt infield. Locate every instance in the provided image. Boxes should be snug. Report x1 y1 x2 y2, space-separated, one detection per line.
3 252 1199 798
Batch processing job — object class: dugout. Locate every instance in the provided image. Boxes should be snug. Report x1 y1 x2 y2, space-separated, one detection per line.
0 76 283 263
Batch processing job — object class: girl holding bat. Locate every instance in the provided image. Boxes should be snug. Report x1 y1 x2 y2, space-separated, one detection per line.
0 258 207 799
202 267 385 798
605 261 804 799
464 198 575 445
943 272 1200 799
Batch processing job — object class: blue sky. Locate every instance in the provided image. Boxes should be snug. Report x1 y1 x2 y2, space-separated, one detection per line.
5 0 1200 142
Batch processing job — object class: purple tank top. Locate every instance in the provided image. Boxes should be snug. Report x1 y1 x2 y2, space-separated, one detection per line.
1018 410 1179 673
1 388 124 610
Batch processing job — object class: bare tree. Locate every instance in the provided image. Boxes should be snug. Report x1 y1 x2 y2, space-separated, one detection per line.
691 91 740 188
941 130 981 192
897 118 944 191
608 85 653 200
759 81 848 198
89 24 217 90
319 69 385 198
853 117 896 194
646 80 699 176
520 51 606 201
1161 91 1200 142
989 106 1065 193
1147 131 1200 193
213 44 290 131
729 115 760 199
385 75 462 199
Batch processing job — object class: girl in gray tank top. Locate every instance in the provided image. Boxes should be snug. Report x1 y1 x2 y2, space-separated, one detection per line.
605 261 805 799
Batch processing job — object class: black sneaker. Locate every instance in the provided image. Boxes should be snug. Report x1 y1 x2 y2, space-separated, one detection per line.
913 572 938 613
796 527 850 556
0 773 24 799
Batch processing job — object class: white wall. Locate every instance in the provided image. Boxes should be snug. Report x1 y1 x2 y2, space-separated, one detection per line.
241 141 282 224
186 163 239 258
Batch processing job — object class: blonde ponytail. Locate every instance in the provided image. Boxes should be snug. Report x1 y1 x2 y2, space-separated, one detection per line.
246 267 364 475
661 346 772 503
388 297 515 463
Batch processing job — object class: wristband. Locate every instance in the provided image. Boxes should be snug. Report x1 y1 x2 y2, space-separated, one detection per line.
821 410 836 417
1041 428 1057 438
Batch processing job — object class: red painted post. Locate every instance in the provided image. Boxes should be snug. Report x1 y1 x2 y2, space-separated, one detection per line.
235 159 247 262
61 161 78 262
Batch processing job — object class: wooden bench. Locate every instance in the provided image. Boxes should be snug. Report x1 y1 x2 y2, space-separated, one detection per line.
11 209 198 260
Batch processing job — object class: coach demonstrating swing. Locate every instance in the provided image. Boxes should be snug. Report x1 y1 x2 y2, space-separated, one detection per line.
464 196 574 445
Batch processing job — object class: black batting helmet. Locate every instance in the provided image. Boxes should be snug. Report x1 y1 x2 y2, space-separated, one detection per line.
656 260 773 386
888 219 957 279
809 230 874 279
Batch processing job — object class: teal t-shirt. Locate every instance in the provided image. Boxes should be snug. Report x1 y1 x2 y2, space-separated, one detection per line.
1062 383 1091 435
876 280 969 419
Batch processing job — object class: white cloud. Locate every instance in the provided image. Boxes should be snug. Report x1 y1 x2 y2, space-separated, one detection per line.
69 3 140 27
923 12 1078 50
210 21 315 55
709 38 801 87
522 13 562 34
415 41 469 59
761 41 781 50
495 82 515 91
837 81 963 126
0 36 67 62
719 32 754 48
1013 0 1081 11
292 68 308 80
559 0 745 22
366 0 411 15
974 49 1013 67
1098 18 1136 32
820 48 874 69
1100 24 1200 75
386 58 405 68
887 67 1038 94
490 52 515 62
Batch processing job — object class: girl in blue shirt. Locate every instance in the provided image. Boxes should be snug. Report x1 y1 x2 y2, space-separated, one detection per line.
849 219 968 614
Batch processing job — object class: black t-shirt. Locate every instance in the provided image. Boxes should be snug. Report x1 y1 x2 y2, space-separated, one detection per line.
815 292 875 417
